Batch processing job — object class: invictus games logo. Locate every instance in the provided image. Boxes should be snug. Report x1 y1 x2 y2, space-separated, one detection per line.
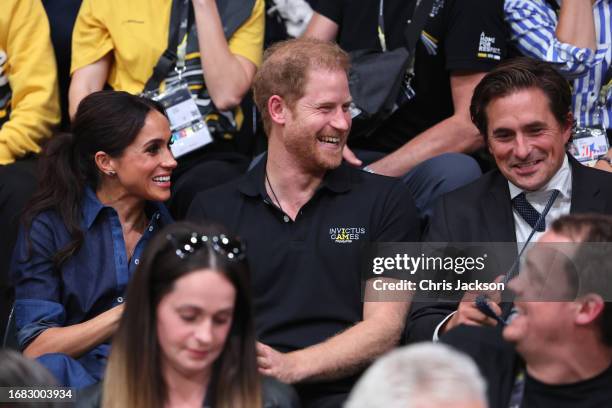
329 227 366 244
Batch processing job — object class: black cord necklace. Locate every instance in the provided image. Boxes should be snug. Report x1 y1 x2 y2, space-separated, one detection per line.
265 171 285 215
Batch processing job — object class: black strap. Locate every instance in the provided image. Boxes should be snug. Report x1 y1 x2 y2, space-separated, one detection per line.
143 0 192 93
543 0 560 12
404 0 436 59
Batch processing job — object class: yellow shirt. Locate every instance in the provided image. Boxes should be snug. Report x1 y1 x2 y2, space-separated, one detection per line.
71 0 264 94
0 0 60 164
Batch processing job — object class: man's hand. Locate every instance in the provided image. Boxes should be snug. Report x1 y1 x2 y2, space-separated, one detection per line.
342 145 363 167
594 148 612 173
441 275 504 334
256 342 303 384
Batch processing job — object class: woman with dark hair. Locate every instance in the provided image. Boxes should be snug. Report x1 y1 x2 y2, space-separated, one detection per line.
10 90 176 388
80 222 298 408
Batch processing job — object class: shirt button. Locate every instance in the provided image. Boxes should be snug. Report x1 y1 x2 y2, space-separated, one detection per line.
134 258 140 265
148 226 154 232
581 106 587 111
283 215 290 223
117 297 124 303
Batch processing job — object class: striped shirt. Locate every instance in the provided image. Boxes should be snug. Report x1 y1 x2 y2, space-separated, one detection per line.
505 0 612 130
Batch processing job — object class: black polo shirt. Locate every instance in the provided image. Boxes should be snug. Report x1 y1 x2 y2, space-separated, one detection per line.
315 0 508 153
187 157 420 353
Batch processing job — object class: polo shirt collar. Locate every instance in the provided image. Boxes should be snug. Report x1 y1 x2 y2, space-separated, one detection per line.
81 186 172 230
237 153 353 199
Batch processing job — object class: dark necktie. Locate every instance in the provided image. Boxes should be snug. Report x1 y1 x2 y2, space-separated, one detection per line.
512 192 546 232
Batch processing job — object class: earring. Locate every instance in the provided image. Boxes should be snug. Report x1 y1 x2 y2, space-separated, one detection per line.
108 170 116 176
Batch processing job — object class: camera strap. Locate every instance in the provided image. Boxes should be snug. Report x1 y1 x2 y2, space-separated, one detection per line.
377 0 435 74
143 0 193 93
376 0 435 104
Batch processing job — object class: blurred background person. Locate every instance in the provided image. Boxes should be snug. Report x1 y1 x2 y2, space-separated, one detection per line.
0 349 61 408
345 343 488 408
80 222 298 408
0 0 60 335
68 0 264 218
11 91 175 388
443 213 612 407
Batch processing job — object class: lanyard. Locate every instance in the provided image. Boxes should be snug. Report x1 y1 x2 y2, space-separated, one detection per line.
598 65 612 110
173 0 193 80
377 0 388 52
507 369 526 408
505 189 560 284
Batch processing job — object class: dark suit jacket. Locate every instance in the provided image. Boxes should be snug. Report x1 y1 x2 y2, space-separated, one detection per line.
406 155 612 342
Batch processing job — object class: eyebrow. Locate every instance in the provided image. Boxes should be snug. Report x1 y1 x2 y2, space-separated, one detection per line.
491 121 548 136
177 304 234 314
142 137 168 147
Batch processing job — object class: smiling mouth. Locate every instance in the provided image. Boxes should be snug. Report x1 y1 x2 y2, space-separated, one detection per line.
317 135 341 145
513 159 542 169
152 175 171 183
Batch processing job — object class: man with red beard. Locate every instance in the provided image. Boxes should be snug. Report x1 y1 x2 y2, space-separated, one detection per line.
187 38 420 407
442 213 612 408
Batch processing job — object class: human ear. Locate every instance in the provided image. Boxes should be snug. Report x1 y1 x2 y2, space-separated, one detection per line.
575 294 604 326
268 95 288 126
94 151 116 176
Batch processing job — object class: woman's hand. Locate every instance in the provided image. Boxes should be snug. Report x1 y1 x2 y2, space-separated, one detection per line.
24 303 126 359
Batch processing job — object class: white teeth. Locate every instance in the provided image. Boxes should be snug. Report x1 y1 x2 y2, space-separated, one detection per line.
319 136 340 144
153 176 170 182
516 160 539 168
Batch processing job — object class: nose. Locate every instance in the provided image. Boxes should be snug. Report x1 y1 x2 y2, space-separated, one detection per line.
163 146 178 170
331 108 351 132
507 276 523 298
513 134 531 160
194 318 213 344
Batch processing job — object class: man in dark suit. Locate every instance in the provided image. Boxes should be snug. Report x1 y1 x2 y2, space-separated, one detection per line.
406 57 612 342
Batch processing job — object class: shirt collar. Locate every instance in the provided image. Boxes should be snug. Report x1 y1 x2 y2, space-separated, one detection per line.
508 154 572 200
237 153 352 199
81 186 172 230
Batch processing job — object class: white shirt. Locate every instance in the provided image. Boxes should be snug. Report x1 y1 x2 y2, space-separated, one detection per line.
508 154 572 247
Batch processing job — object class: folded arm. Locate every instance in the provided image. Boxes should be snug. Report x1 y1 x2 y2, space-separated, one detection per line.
367 71 485 177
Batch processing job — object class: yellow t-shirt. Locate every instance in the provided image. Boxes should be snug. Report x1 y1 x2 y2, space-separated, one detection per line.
0 0 60 164
71 0 264 94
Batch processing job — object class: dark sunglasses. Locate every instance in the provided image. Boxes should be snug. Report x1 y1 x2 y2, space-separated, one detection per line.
165 232 246 261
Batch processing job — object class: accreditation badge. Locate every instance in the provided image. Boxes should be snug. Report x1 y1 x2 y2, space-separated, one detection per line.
152 82 212 158
570 126 610 167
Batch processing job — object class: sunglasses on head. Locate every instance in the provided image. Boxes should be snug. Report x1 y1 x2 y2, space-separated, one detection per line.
165 232 246 261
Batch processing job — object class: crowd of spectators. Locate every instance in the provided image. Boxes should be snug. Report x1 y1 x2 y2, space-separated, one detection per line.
1 0 611 407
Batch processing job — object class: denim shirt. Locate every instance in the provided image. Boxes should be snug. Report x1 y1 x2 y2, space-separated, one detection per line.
10 187 172 384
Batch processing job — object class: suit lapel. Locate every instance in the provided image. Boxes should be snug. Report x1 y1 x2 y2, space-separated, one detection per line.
482 171 516 242
569 156 604 214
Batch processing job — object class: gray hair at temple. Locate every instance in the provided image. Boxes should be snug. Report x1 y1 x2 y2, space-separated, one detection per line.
345 343 488 408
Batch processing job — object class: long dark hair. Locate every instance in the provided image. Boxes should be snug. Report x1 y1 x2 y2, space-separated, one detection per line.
22 91 165 266
103 222 262 408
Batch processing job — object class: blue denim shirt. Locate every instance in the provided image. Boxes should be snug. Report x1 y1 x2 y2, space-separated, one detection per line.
10 187 172 386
